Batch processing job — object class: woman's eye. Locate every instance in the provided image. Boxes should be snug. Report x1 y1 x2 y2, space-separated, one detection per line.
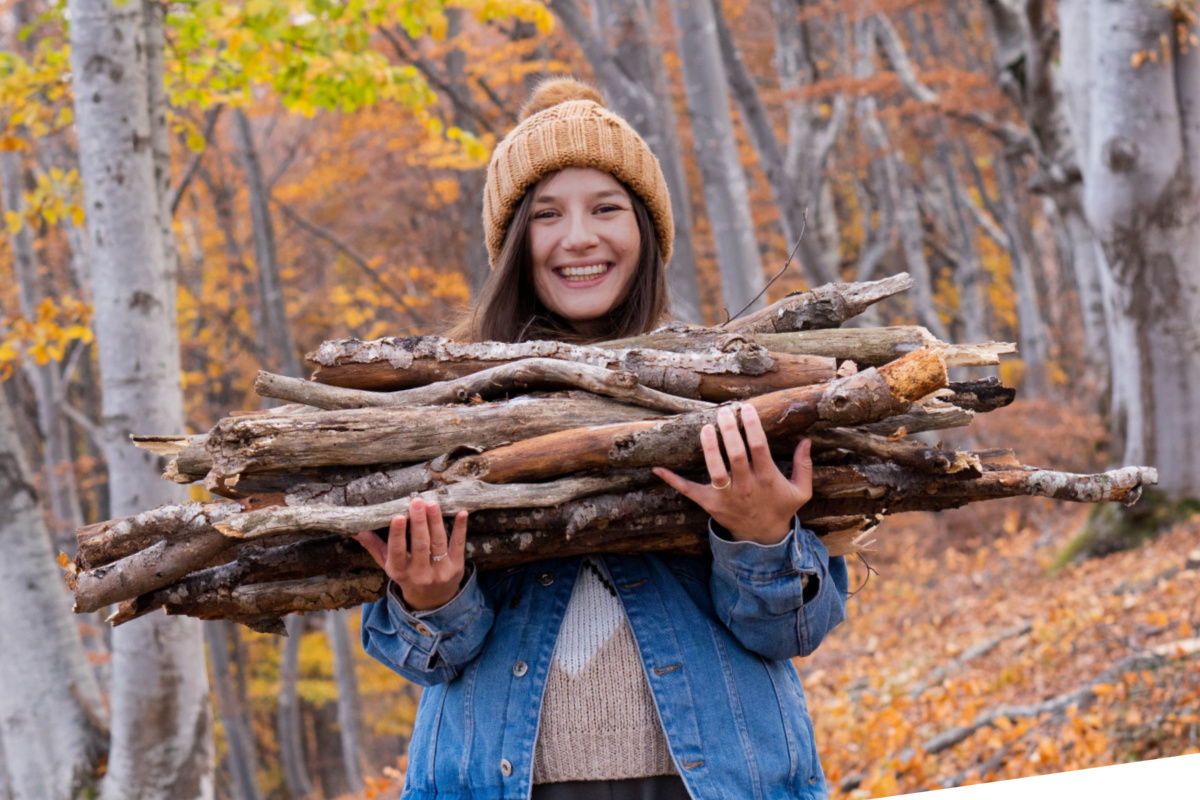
533 209 558 220
596 204 623 214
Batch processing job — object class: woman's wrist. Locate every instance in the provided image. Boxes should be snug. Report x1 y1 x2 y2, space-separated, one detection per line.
719 515 794 546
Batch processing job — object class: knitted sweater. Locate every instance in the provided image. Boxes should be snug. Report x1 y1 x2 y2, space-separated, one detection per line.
532 558 677 783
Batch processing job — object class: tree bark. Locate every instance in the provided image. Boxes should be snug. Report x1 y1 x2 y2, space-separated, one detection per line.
666 0 765 315
1063 0 1200 497
326 611 365 793
0 388 107 800
722 273 914 334
277 615 315 800
203 393 667 489
68 2 215 798
203 622 263 800
257 359 715 413
1 150 84 554
445 349 947 484
235 109 303 379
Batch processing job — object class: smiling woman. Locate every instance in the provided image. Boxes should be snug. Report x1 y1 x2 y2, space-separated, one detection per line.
358 77 848 800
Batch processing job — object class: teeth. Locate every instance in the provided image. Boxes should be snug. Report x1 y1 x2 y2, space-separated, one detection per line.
559 264 609 281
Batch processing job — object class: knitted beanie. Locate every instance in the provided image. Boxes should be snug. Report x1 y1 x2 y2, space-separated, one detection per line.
482 77 674 267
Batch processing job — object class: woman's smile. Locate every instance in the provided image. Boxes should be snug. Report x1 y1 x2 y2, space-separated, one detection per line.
554 261 615 286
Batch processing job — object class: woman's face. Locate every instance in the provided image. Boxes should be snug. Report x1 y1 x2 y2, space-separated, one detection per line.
528 167 641 324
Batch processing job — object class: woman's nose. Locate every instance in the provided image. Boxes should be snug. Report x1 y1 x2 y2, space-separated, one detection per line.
561 212 600 250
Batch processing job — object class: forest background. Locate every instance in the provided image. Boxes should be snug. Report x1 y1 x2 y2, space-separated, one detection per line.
1 0 1199 798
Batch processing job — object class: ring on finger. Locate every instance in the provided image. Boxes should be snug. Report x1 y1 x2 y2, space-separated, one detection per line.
431 551 449 562
712 477 732 491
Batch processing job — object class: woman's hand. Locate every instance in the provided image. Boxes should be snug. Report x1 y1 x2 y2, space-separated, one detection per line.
354 498 469 612
652 404 812 546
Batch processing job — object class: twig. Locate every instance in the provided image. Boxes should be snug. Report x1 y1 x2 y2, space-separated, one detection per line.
719 209 808 328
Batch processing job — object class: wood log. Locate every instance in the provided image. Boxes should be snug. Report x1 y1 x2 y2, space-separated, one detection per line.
723 273 915 334
808 428 980 474
604 325 1015 368
104 461 1157 627
71 526 238 613
76 501 243 570
939 378 1017 413
444 349 948 484
306 336 835 401
256 360 714 414
203 391 664 491
215 471 655 540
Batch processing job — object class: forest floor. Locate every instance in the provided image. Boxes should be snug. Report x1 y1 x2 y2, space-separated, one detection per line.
805 397 1200 796
342 400 1200 800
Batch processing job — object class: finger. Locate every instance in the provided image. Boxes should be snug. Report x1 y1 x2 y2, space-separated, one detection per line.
739 404 773 473
699 424 731 488
353 531 387 569
791 439 813 504
450 510 469 565
426 501 450 559
717 406 751 484
408 498 431 564
386 515 409 571
653 467 709 505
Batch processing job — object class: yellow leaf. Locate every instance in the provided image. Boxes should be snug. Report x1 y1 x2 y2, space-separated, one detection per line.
5 210 23 234
1091 683 1115 696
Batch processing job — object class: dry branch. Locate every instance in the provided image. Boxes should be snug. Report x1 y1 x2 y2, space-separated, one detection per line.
723 272 914 334
306 335 835 401
256 359 714 414
203 391 663 491
604 325 1015 368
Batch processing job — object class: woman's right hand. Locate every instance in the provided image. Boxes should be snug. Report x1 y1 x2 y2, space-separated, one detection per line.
354 498 469 612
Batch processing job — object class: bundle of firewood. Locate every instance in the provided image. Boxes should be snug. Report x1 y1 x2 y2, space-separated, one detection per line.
65 274 1157 633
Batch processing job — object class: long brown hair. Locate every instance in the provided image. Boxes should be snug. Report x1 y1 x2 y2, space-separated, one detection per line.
446 177 670 344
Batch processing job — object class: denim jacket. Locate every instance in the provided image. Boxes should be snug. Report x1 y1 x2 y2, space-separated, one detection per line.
361 518 849 800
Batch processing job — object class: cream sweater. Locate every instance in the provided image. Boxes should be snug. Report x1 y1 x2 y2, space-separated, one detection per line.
532 558 677 784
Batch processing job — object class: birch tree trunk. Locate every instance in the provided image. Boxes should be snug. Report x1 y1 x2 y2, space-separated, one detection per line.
1059 0 1200 497
68 3 215 799
1 4 84 555
771 0 845 286
203 623 262 800
549 0 704 321
666 0 764 315
0 389 107 800
277 616 315 800
327 611 365 792
236 109 303 379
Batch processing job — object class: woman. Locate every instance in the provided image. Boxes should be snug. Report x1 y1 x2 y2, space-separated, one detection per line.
355 78 849 800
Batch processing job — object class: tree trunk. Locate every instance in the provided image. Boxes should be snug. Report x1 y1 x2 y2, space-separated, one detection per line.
203 622 263 800
0 389 107 800
326 611 365 793
771 0 845 286
68 3 215 799
236 109 303 379
277 615 315 800
552 0 704 321
666 0 765 315
1 152 84 555
1061 0 1200 498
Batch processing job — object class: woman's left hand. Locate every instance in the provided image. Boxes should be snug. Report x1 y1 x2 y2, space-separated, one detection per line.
652 404 812 546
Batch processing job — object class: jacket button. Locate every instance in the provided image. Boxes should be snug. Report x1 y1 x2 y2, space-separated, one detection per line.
513 660 528 677
414 623 432 637
537 571 554 587
500 759 513 776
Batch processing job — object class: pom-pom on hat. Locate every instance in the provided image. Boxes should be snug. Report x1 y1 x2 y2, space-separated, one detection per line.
483 77 674 267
